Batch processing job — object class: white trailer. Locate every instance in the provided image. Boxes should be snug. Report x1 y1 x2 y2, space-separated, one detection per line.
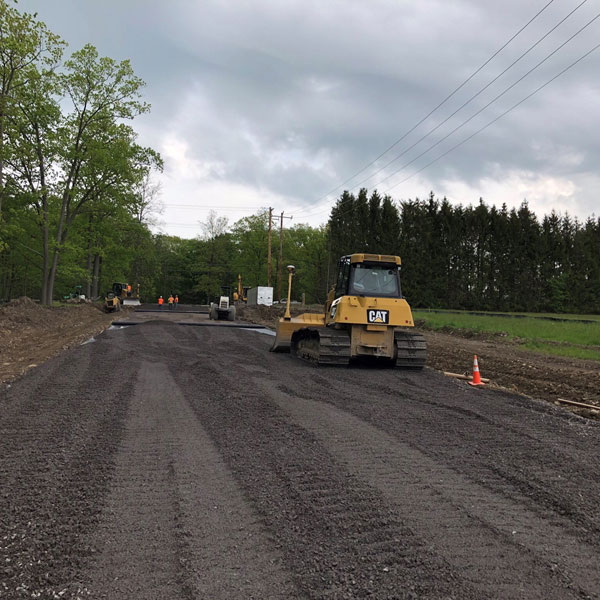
246 286 273 306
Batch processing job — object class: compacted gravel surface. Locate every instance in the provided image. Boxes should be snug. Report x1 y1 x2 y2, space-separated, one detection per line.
1 320 599 599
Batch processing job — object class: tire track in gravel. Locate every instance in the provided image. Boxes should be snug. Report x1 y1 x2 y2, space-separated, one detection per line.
254 377 600 600
168 327 482 600
235 330 600 540
0 331 136 599
295 368 600 540
198 327 600 598
84 354 299 599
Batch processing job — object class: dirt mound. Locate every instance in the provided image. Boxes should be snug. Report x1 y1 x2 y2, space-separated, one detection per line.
237 304 322 329
5 296 39 308
0 298 117 382
0 296 53 329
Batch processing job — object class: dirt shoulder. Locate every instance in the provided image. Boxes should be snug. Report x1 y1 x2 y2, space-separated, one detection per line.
0 297 124 383
237 304 600 417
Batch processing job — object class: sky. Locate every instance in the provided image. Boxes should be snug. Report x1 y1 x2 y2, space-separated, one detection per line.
18 0 600 238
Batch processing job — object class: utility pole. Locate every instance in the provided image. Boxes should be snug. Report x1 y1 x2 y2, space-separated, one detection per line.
277 211 293 302
267 207 273 287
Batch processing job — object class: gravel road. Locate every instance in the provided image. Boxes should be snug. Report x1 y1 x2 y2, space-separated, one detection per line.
1 320 599 599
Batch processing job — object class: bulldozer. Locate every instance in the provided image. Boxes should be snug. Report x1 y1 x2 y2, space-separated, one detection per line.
104 282 140 311
270 253 426 368
119 282 141 306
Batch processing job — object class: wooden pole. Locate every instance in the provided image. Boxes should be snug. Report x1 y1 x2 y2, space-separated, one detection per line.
276 211 293 302
267 207 273 287
555 397 600 411
278 212 284 303
443 371 491 383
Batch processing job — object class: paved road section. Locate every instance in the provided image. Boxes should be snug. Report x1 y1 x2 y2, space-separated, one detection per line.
1 320 599 599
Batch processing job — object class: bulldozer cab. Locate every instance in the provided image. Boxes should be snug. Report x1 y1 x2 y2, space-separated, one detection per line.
112 282 127 298
335 254 402 299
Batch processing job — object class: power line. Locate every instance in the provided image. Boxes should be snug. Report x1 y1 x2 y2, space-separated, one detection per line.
341 0 590 194
383 41 600 192
374 10 600 189
293 0 557 216
162 204 265 210
301 8 600 220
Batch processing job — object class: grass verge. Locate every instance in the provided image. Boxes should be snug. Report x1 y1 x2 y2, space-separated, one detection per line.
413 310 600 361
521 341 600 361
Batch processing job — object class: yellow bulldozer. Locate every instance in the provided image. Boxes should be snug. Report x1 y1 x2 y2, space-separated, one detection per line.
103 282 141 312
270 253 426 368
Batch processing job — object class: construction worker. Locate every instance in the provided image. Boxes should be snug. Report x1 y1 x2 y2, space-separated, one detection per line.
158 295 163 309
168 294 174 310
174 295 179 309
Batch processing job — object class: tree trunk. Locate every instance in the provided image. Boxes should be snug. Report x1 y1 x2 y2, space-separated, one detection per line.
0 116 4 216
35 123 51 305
41 208 49 305
85 214 94 299
91 253 101 299
85 253 92 299
45 186 73 304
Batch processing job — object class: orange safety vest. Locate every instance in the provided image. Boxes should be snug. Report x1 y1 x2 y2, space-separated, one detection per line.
158 297 163 305
168 296 174 304
175 296 179 303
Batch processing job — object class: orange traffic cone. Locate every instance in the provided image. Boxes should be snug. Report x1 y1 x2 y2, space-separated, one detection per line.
468 354 485 387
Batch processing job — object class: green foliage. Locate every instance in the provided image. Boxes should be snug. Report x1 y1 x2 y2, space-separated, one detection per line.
326 191 600 314
0 2 161 303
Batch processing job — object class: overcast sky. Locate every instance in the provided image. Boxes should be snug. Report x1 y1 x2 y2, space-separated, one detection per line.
19 0 600 237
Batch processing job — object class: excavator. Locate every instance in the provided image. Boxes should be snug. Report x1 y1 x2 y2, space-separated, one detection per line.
270 253 426 368
233 274 250 303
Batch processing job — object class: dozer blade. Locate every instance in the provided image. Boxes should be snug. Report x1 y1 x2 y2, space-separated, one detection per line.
270 313 325 353
123 298 141 306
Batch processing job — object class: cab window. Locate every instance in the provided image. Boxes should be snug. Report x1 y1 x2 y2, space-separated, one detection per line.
349 263 401 297
335 257 351 298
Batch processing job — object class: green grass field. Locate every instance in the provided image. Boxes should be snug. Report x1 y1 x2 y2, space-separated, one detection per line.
413 309 600 361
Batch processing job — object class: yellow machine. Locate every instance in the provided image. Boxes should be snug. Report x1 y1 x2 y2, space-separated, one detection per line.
233 274 250 303
270 253 426 368
111 282 141 306
104 290 121 313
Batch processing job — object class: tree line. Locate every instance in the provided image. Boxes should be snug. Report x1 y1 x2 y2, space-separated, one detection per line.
328 189 600 314
89 190 598 315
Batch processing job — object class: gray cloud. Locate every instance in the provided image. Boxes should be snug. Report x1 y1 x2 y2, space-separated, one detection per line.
18 0 600 234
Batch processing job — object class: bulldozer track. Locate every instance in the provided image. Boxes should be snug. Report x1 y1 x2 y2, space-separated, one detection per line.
291 327 428 369
291 328 351 366
394 329 427 369
258 379 600 599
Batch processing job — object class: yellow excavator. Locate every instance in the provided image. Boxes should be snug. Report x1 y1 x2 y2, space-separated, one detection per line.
233 274 250 303
270 253 426 368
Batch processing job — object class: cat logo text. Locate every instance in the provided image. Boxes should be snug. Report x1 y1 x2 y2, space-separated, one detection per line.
367 309 389 324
